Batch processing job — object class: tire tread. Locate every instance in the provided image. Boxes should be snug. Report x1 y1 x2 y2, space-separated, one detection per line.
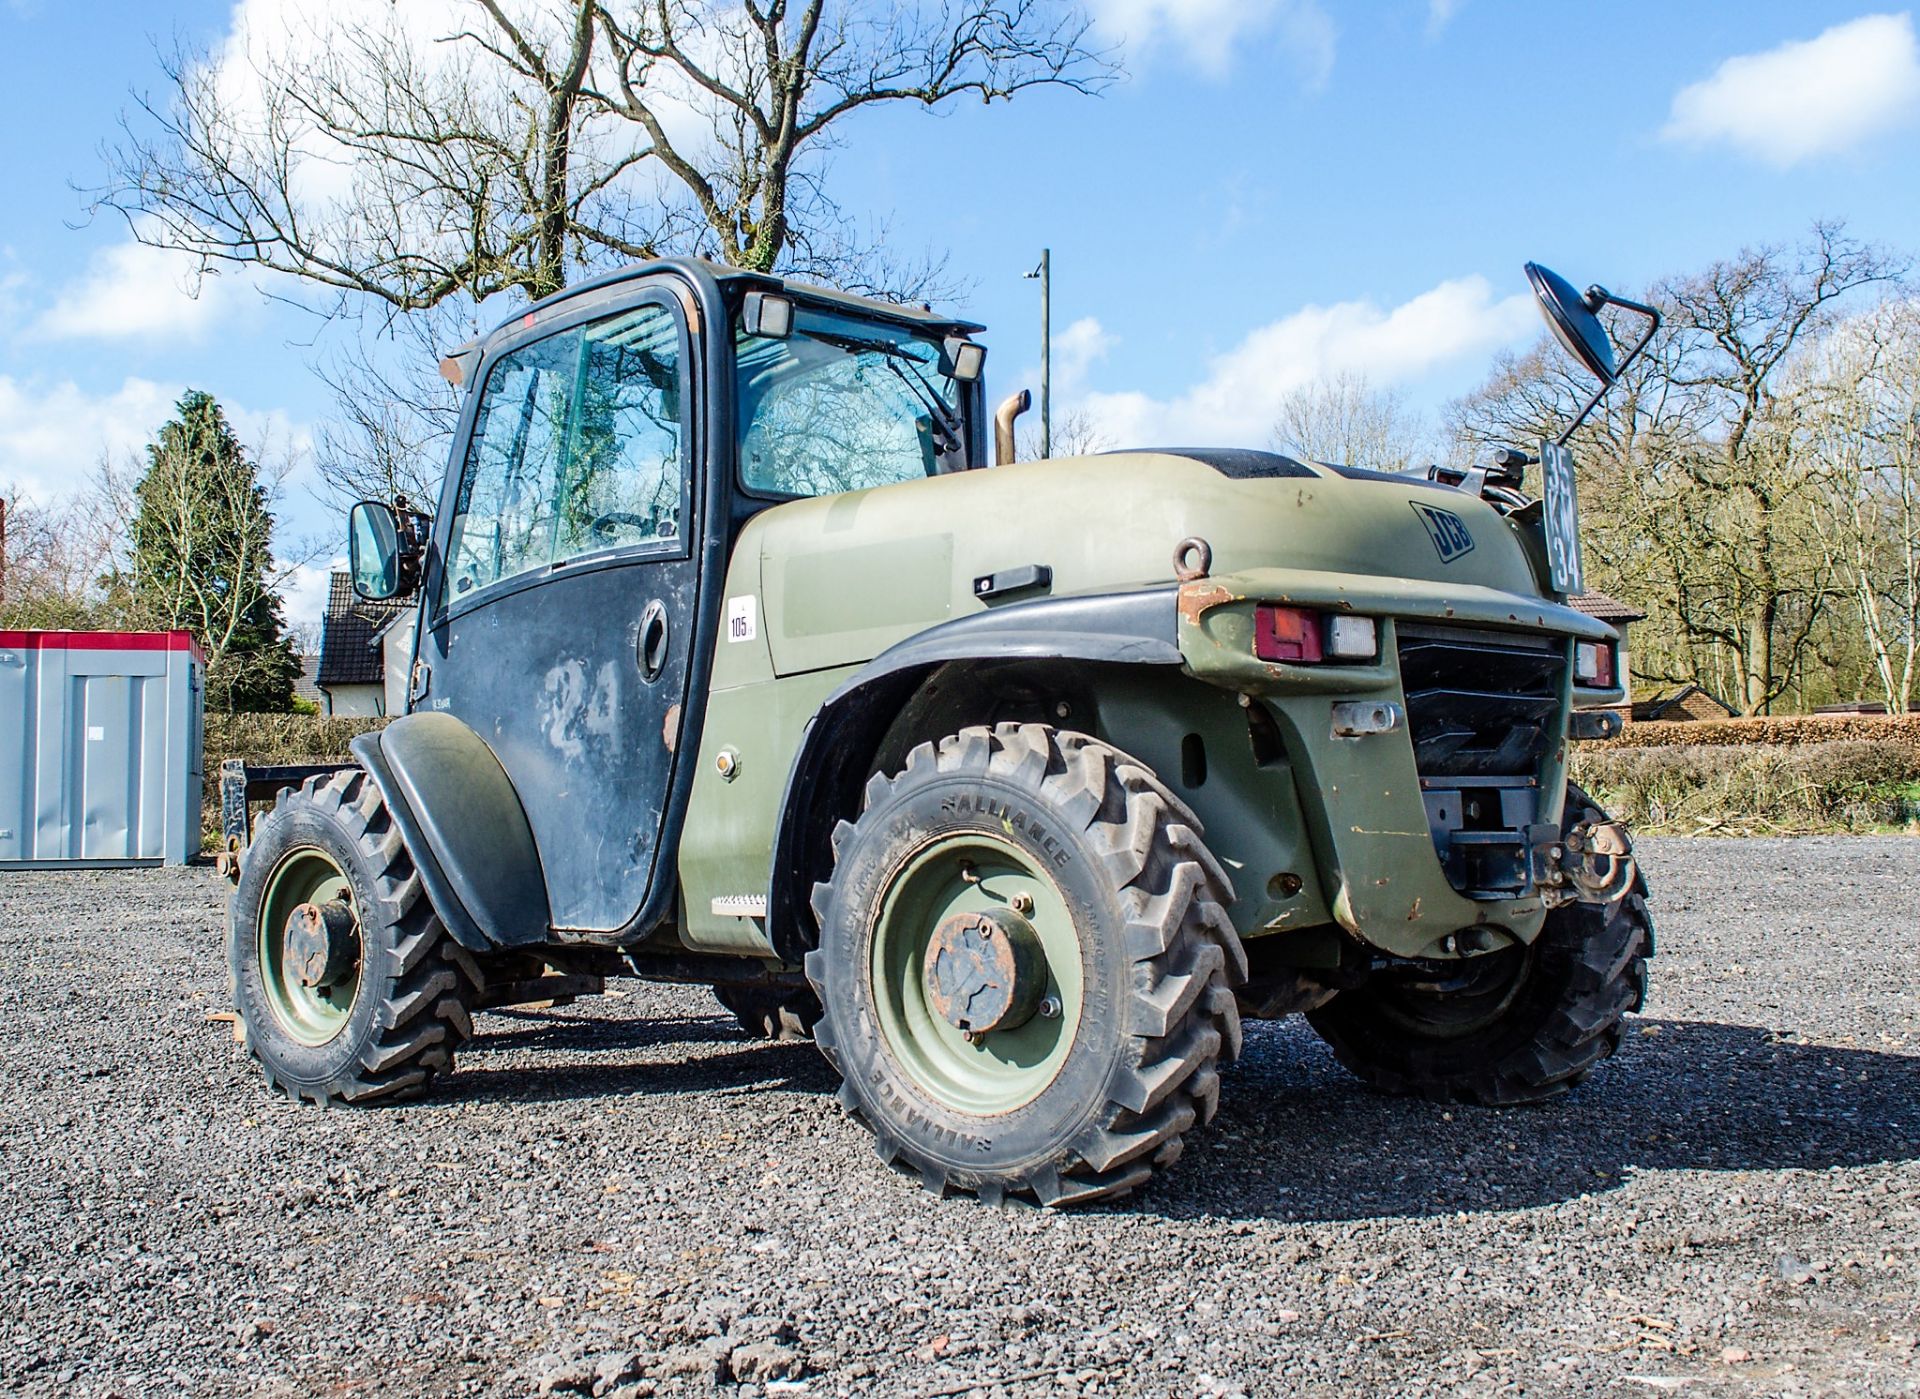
808 722 1242 1207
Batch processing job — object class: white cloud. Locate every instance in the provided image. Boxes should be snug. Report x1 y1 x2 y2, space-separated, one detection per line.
0 375 314 510
1426 0 1462 36
1024 316 1115 400
1086 0 1337 84
1075 275 1536 447
0 376 179 502
29 233 262 343
207 0 704 218
1662 13 1920 167
282 555 346 635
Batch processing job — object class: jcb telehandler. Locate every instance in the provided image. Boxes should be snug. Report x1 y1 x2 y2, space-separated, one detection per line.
224 257 1657 1205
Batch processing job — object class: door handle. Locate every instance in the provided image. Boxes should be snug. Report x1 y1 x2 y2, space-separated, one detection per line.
638 599 669 683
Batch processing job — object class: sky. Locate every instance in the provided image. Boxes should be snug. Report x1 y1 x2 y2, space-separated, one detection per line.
2 0 1918 633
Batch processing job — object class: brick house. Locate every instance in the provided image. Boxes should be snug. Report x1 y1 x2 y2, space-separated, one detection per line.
1630 683 1739 722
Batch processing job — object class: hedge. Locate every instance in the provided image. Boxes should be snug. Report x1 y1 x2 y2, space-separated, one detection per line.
201 713 389 840
1602 712 1920 749
1570 738 1920 835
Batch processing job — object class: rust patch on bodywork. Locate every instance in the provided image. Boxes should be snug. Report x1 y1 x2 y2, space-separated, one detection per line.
1178 581 1236 626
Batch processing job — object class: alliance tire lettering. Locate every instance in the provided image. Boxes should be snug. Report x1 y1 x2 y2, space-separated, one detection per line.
938 793 1072 869
869 1070 993 1151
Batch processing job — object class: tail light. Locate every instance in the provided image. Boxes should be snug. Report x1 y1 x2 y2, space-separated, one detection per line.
1253 606 1378 663
1574 640 1616 687
1255 606 1322 662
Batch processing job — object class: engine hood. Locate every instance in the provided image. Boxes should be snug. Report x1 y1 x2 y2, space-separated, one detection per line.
1078 449 1541 594
744 447 1551 676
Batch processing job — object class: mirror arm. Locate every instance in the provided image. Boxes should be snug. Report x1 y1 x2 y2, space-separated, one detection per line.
1555 294 1662 447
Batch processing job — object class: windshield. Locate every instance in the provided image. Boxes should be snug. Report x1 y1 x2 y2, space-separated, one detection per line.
735 305 966 498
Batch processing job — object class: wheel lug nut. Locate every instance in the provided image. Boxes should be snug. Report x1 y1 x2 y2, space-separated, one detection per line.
1010 892 1035 916
1038 995 1062 1019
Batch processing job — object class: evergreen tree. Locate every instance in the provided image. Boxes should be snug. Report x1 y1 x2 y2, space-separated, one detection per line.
129 391 298 711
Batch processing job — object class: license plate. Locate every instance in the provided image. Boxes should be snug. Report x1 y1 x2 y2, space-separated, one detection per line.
1540 440 1584 595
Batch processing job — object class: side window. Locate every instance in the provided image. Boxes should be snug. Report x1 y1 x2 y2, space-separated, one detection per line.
444 304 684 603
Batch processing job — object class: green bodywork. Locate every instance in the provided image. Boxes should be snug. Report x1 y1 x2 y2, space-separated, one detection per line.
676 450 1621 966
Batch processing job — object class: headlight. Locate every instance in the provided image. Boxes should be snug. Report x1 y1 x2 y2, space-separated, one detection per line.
1326 615 1378 660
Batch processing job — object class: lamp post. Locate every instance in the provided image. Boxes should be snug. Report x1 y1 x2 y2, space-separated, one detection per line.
1024 249 1051 459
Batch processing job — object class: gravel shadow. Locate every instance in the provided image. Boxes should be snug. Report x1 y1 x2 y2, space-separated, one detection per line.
441 1004 1919 1224
474 1008 742 1053
1133 1015 1920 1221
445 1034 839 1104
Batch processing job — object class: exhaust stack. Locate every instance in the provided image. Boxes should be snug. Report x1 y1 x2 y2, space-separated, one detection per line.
994 389 1032 466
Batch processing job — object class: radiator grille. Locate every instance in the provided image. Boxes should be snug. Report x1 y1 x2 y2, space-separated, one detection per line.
1396 624 1566 779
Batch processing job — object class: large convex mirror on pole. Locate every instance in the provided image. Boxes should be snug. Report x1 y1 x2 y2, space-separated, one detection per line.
1523 261 1662 446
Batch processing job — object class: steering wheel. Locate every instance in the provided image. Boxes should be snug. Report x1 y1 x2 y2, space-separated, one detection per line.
589 511 657 539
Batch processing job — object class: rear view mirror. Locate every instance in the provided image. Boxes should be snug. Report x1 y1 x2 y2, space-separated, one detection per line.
1522 261 1662 446
1525 262 1616 385
349 501 408 601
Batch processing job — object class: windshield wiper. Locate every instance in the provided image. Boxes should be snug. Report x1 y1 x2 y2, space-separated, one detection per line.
806 330 966 461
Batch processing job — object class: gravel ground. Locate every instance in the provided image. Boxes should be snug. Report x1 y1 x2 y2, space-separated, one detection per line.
2 836 1916 1399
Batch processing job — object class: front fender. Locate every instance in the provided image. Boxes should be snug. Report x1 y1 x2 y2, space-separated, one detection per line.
763 589 1183 960
351 712 550 950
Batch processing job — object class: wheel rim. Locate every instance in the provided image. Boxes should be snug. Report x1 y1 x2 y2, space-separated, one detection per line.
869 833 1082 1114
1370 942 1535 1040
258 845 362 1046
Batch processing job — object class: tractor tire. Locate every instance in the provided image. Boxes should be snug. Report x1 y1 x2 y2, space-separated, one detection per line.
228 769 481 1106
1306 784 1653 1106
806 723 1244 1207
713 984 822 1041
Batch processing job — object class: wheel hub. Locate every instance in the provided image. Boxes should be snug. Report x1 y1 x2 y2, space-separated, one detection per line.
285 899 358 989
924 907 1046 1034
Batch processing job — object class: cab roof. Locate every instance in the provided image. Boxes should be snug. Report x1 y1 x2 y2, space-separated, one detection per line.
470 256 985 356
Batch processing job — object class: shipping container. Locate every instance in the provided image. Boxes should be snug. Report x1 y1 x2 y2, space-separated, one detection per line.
0 630 204 867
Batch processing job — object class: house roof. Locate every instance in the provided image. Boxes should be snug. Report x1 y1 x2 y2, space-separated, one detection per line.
316 573 410 687
293 654 323 703
1569 590 1645 624
1631 683 1738 721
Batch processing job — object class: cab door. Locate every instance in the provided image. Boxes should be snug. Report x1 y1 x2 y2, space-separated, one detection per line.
417 290 698 934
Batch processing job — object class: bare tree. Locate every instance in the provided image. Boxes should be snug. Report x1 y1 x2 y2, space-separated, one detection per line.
1654 224 1904 712
1803 298 1920 713
1016 408 1108 462
0 479 133 629
96 1 1112 312
1451 223 1906 714
99 2 1110 510
1273 372 1429 473
588 2 1109 276
311 306 470 509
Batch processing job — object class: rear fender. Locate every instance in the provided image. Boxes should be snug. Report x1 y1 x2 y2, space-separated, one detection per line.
350 712 551 950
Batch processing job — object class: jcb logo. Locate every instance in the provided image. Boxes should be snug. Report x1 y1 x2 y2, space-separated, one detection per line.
1412 502 1475 564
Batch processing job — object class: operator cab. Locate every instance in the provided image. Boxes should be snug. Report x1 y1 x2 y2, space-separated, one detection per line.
347 259 990 938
